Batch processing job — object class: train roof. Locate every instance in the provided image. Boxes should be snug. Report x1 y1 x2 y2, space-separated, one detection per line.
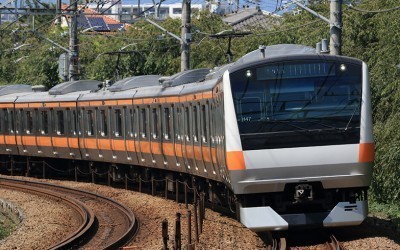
108 75 161 92
0 84 33 96
229 44 363 73
48 80 102 95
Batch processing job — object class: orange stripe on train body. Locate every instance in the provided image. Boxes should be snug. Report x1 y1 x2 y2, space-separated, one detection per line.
359 143 374 163
226 151 246 171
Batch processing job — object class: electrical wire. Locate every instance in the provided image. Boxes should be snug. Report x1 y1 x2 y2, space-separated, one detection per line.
252 19 321 36
348 4 400 13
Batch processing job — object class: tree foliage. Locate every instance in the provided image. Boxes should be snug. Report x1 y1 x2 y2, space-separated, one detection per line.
0 0 399 204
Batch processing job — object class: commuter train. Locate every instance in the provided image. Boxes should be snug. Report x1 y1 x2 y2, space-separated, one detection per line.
0 44 374 231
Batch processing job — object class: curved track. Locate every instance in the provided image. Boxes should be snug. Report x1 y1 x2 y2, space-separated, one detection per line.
0 177 139 249
263 230 343 250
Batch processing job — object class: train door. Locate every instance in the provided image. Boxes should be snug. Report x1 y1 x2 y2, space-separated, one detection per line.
209 102 220 179
23 108 38 156
150 105 163 168
192 103 207 176
183 104 195 174
36 108 52 157
173 105 185 172
199 101 216 178
52 108 68 158
161 104 177 170
123 106 138 165
215 95 228 180
79 107 97 160
132 106 143 165
95 106 107 161
0 108 7 154
48 108 60 157
15 108 27 155
111 105 124 163
138 106 152 165
7 108 18 155
66 108 81 159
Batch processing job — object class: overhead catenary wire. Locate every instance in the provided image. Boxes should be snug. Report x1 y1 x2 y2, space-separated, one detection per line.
348 4 400 14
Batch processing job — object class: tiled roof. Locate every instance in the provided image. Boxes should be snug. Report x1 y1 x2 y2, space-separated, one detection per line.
223 8 280 31
62 5 126 32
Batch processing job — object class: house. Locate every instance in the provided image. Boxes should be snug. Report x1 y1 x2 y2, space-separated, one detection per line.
222 7 280 31
61 5 128 33
86 2 205 23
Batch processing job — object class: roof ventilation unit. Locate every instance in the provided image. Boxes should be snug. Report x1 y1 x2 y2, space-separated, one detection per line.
49 80 102 95
108 75 161 92
159 68 210 87
0 84 33 96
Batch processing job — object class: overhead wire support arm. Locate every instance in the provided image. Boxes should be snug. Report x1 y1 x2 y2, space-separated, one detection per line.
291 0 340 28
31 30 72 54
144 18 183 43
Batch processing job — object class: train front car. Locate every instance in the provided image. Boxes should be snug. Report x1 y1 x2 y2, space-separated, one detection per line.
223 45 374 231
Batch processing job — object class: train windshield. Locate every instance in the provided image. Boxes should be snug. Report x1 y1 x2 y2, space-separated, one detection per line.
230 60 363 150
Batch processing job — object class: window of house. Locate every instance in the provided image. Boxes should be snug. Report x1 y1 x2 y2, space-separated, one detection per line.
173 8 182 14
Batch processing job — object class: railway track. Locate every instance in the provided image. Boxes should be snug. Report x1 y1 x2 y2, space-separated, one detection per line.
263 230 343 250
0 177 139 249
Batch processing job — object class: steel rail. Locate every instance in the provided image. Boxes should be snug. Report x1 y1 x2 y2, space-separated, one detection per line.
0 177 96 249
0 176 138 249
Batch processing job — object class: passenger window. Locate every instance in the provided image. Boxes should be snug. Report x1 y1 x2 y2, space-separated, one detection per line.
9 110 14 134
56 110 64 135
163 107 171 140
126 108 133 138
185 107 190 142
200 105 207 143
41 110 48 135
1 109 7 133
193 106 198 142
151 108 158 139
140 108 147 138
87 110 94 136
175 107 181 141
70 109 77 135
115 109 122 137
26 111 33 134
15 109 23 134
100 109 108 137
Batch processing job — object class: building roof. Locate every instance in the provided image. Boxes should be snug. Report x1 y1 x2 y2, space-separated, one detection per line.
62 5 127 32
222 8 280 31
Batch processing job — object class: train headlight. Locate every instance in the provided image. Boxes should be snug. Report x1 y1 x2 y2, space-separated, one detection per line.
340 64 347 71
246 70 252 78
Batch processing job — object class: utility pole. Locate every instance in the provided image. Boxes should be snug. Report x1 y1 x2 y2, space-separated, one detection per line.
56 0 62 24
292 0 342 55
329 0 342 55
181 0 190 71
69 0 79 81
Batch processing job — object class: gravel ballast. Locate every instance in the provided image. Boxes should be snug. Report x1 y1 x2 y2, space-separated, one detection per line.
0 176 398 249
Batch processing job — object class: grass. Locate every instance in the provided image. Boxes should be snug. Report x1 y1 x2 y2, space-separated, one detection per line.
369 200 400 228
0 213 17 240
